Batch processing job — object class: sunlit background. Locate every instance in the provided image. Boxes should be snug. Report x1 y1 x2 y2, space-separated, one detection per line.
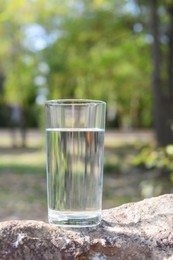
0 0 173 222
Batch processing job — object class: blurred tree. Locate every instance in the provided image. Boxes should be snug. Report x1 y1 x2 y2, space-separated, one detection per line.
2 0 170 134
0 0 40 145
136 0 173 145
43 0 152 128
0 1 37 106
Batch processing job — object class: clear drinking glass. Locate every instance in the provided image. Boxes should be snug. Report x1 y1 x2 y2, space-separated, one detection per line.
45 99 106 227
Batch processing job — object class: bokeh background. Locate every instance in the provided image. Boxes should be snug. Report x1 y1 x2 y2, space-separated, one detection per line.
0 0 173 222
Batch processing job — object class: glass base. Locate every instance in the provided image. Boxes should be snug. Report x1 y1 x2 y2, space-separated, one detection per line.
48 209 101 228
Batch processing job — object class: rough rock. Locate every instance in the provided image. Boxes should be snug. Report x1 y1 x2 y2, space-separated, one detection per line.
0 194 173 260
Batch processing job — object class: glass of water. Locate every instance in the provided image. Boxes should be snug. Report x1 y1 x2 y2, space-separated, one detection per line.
45 99 106 227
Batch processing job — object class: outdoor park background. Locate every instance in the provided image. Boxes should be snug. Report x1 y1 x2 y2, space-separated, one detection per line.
0 0 173 222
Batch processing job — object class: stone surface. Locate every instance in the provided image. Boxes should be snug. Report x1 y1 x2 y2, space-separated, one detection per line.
0 194 173 260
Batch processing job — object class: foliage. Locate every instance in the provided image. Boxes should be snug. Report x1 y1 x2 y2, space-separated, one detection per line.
0 0 172 130
42 1 152 128
133 144 173 175
0 0 153 129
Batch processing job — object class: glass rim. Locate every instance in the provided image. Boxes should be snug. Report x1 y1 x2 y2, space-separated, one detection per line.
45 99 106 106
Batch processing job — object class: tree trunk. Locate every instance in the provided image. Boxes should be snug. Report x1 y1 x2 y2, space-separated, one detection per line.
167 5 173 119
150 0 173 146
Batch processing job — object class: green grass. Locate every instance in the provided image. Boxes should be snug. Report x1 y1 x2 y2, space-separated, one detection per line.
0 149 46 174
0 164 45 174
1 130 171 221
0 132 139 221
